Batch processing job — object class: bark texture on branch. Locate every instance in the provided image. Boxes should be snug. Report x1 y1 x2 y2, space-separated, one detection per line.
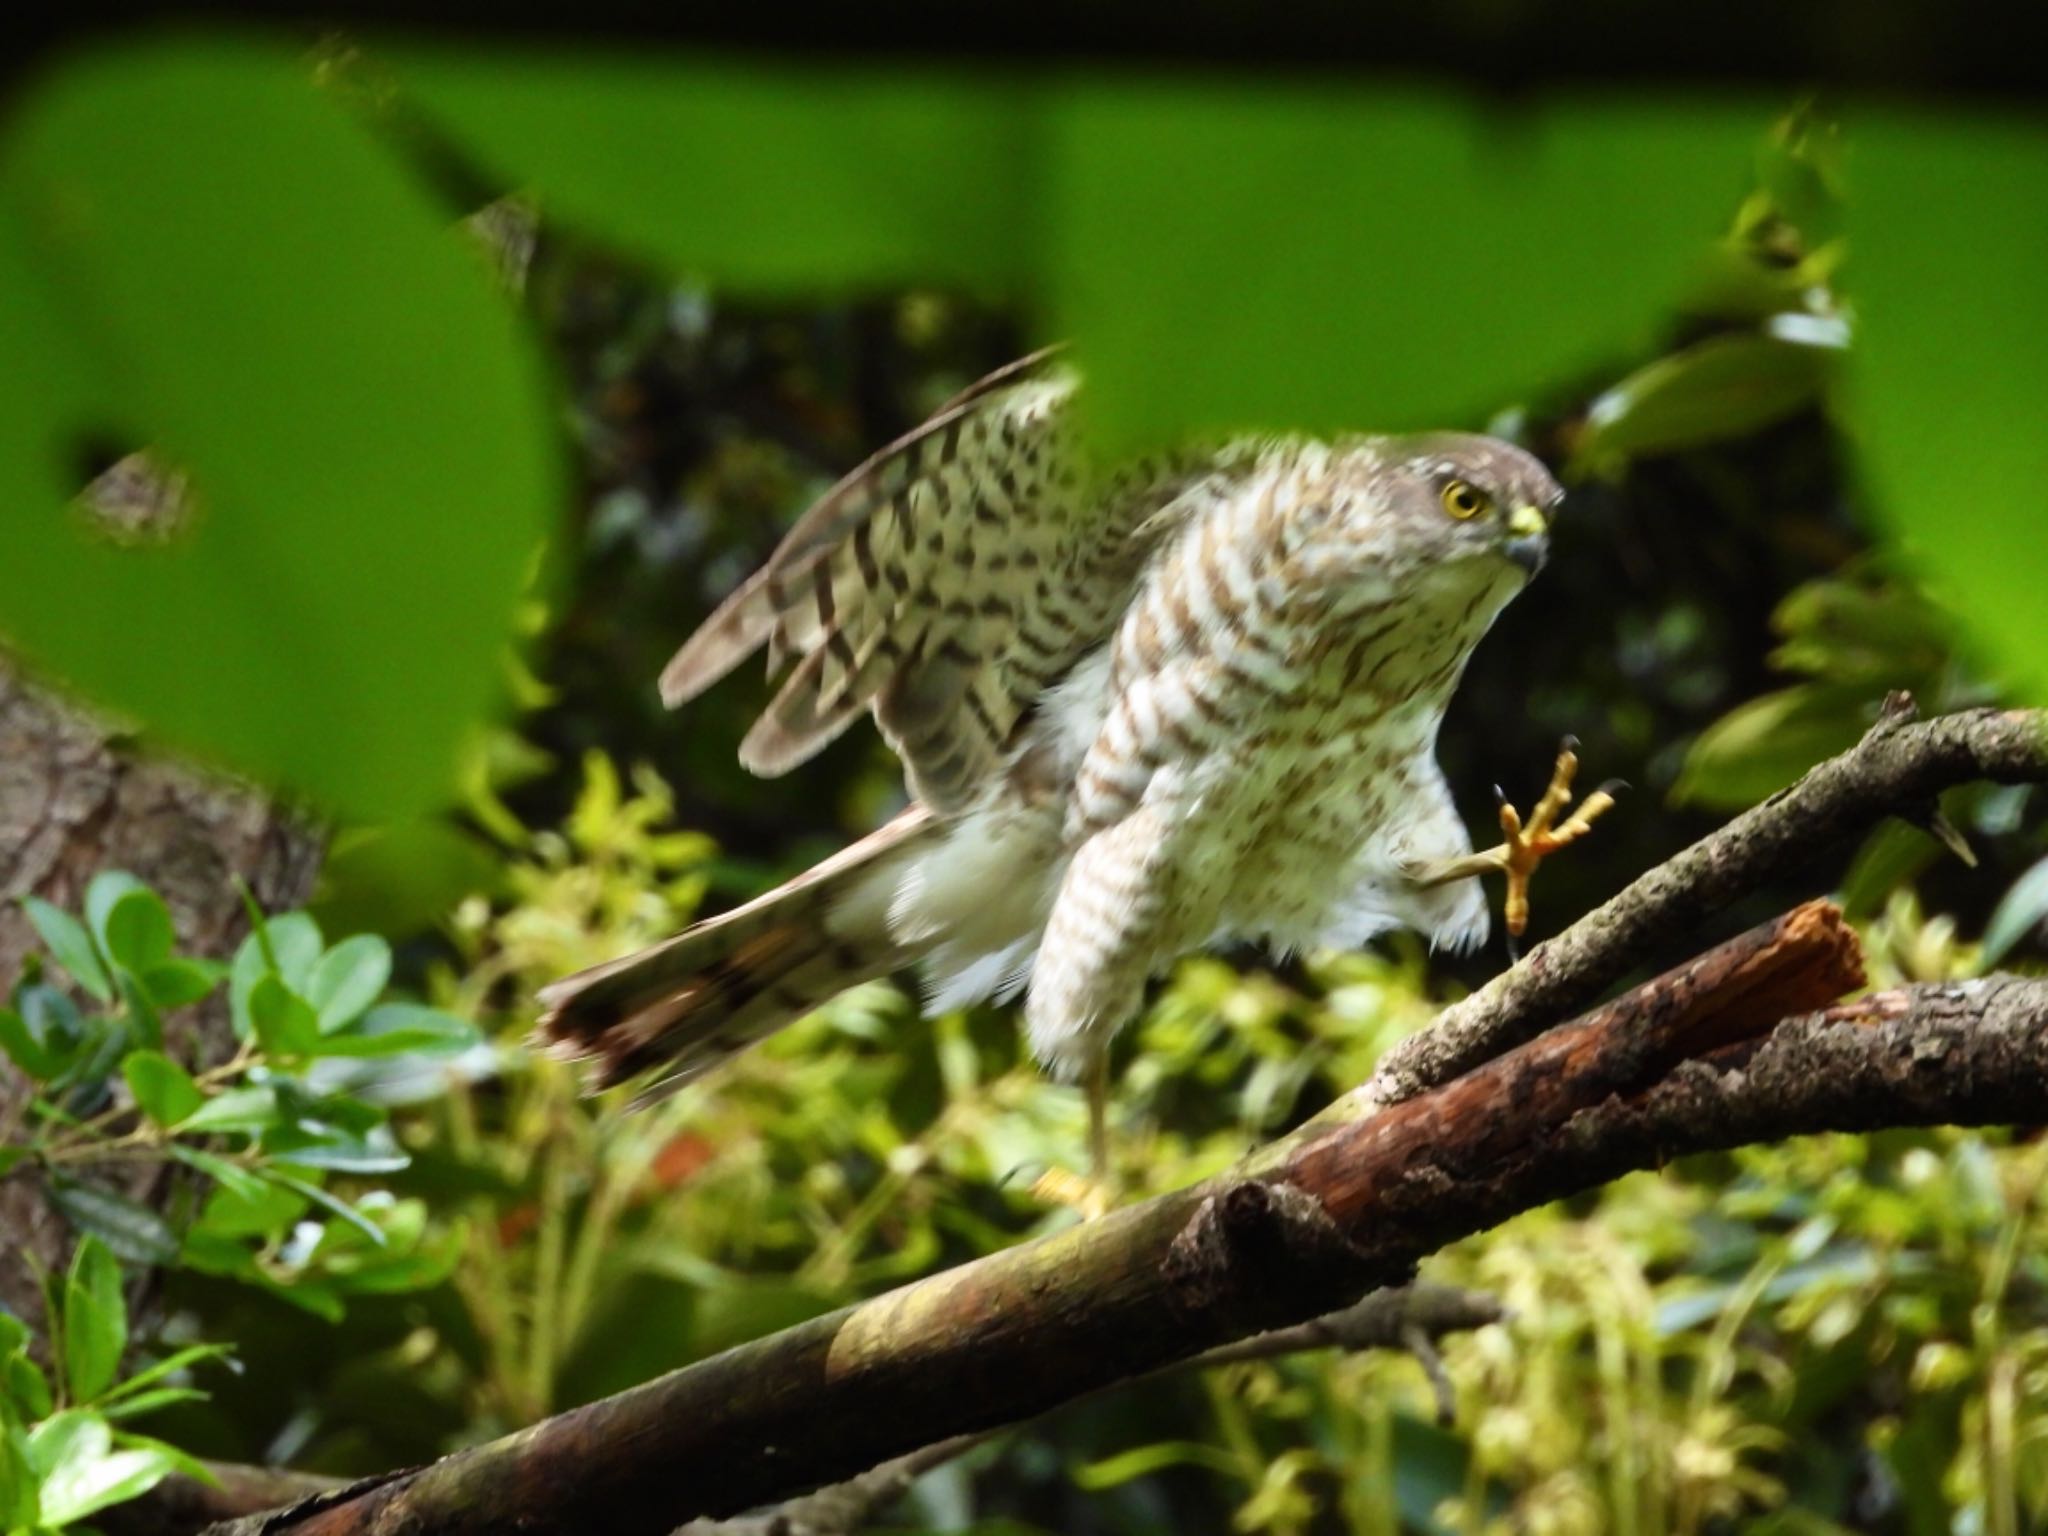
1362 701 2048 1108
199 902 2007 1536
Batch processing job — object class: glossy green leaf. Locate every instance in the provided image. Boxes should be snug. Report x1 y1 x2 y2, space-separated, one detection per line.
304 934 392 1033
97 1342 232 1407
167 1144 269 1203
263 1122 408 1173
1045 87 1764 450
189 1173 305 1239
99 1385 209 1420
21 896 112 1002
315 1002 478 1058
229 912 322 1040
122 1050 204 1127
30 1409 179 1525
0 37 557 817
61 1235 126 1403
140 957 224 1011
44 1175 179 1265
257 1168 388 1244
1671 684 1870 810
82 872 147 950
0 1006 53 1079
248 975 320 1059
100 888 176 976
177 1085 279 1135
1 1411 38 1530
4 1351 53 1421
1575 332 1834 468
1853 115 2048 699
397 51 1028 291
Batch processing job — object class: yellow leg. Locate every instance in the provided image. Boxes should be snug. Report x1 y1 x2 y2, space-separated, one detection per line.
1031 1046 1116 1220
1410 737 1619 939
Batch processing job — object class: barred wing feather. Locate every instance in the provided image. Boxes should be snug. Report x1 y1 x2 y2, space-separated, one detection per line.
659 348 1138 810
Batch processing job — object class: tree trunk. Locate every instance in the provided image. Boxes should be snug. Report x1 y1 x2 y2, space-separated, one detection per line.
0 636 322 1324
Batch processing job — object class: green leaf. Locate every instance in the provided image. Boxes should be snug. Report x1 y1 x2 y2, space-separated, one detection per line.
254 912 323 990
5 1352 53 1420
82 872 148 953
396 51 1027 291
1044 86 1764 452
1671 684 1871 810
167 1144 268 1203
140 957 225 1010
21 896 113 1002
1574 332 1834 469
304 934 392 1033
1983 855 2048 965
1073 1439 1245 1489
228 912 323 1040
263 1122 408 1173
47 1006 130 1097
27 1407 108 1478
115 967 165 1052
90 1343 232 1424
1853 117 2048 700
0 1006 54 1079
189 1176 305 1241
44 1174 179 1265
309 819 501 943
61 1235 126 1403
32 1410 180 1525
100 1384 210 1420
315 1002 479 1059
1 1411 39 1530
257 1168 388 1244
11 984 85 1080
177 1085 279 1135
248 974 319 1059
100 886 176 975
122 1050 204 1127
0 37 557 818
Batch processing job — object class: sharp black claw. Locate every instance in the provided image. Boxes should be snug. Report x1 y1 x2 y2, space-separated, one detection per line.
1504 930 1522 964
1560 733 1581 754
1492 783 1508 807
1596 778 1631 797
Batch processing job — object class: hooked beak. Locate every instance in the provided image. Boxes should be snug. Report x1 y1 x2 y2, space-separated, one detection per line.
1503 503 1550 576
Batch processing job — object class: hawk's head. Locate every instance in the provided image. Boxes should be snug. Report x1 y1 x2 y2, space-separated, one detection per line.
1377 433 1564 581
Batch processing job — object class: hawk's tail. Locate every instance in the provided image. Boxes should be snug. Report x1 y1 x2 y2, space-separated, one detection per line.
536 809 938 1098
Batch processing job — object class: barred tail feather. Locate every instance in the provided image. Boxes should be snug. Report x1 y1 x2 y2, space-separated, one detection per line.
535 809 936 1096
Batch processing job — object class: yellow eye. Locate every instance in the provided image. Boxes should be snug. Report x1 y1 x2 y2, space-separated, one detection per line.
1440 479 1492 521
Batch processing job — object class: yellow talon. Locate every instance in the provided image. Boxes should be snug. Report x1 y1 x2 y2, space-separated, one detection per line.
1497 739 1618 937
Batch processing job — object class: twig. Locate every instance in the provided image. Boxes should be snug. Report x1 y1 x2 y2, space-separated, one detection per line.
1361 699 2048 1107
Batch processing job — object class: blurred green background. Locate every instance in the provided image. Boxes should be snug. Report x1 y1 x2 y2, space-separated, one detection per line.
2 29 2047 1536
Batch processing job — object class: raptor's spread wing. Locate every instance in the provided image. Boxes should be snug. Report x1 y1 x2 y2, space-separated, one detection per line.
661 348 1146 810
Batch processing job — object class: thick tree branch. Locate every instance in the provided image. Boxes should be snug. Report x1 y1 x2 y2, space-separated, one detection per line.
1362 700 2048 1108
198 900 2048 1536
192 704 2048 1536
111 1284 1497 1536
670 1282 1501 1536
